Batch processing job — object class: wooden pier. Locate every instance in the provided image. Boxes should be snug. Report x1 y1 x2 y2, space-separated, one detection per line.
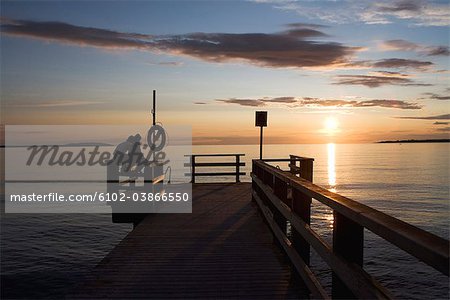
70 183 308 299
71 154 449 299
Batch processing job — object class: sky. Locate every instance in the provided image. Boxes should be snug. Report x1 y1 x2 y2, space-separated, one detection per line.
1 0 449 144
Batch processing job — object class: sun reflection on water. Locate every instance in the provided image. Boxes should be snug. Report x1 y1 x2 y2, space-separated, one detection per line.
325 211 334 228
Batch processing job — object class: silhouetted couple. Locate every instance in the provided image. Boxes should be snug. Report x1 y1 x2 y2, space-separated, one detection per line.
113 134 149 174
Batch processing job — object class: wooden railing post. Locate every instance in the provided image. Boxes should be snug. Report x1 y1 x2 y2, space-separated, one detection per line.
292 188 311 266
332 211 364 299
300 159 313 182
264 169 274 188
236 155 240 183
144 165 153 193
191 155 196 184
273 176 288 234
292 158 313 267
107 159 119 194
251 160 256 202
289 155 296 175
262 168 268 185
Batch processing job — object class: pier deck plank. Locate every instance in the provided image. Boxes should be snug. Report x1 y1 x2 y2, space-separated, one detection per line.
71 183 308 299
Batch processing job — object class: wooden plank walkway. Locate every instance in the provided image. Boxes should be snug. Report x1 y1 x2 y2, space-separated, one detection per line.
70 183 308 299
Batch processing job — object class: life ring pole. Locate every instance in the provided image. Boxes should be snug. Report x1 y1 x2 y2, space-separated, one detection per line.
152 89 156 126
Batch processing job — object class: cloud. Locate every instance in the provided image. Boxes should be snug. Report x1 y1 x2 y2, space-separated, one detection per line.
217 96 421 109
380 39 450 56
285 22 328 29
364 0 450 26
145 32 360 69
380 39 419 51
193 101 207 105
217 97 311 108
333 74 431 88
1 19 153 49
395 114 450 120
433 121 449 125
265 96 297 103
263 0 450 26
369 70 409 77
217 98 266 107
433 69 450 74
0 19 361 70
436 127 450 132
216 96 297 107
343 58 435 71
377 0 422 13
146 61 184 67
426 46 450 56
372 58 433 69
281 23 329 38
421 92 450 100
302 98 421 109
351 99 421 109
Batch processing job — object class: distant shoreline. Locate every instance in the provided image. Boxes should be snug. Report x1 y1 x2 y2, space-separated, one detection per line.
377 139 450 144
1 140 450 147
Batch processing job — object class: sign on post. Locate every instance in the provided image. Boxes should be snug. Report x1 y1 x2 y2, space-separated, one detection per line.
255 111 268 159
255 111 267 127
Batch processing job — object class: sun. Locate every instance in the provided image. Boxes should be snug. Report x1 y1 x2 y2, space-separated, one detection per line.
324 117 339 134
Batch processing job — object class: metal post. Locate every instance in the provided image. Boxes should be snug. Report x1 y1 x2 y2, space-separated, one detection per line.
259 126 263 159
191 155 196 184
235 155 240 183
152 90 156 126
255 111 267 160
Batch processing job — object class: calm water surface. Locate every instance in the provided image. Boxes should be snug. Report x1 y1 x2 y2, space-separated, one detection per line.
1 143 449 299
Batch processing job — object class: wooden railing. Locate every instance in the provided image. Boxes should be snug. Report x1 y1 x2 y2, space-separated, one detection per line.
251 156 449 299
185 154 245 183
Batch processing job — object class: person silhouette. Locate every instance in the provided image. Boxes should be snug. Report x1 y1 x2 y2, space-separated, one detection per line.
129 134 150 174
113 135 135 172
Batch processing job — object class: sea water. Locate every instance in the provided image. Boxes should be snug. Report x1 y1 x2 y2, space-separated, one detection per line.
1 143 449 299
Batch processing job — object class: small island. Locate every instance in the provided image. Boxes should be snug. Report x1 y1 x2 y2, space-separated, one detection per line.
377 139 450 144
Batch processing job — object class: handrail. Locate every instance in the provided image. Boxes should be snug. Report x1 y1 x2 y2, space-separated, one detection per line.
185 154 246 183
185 153 245 157
261 158 314 162
251 157 449 299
